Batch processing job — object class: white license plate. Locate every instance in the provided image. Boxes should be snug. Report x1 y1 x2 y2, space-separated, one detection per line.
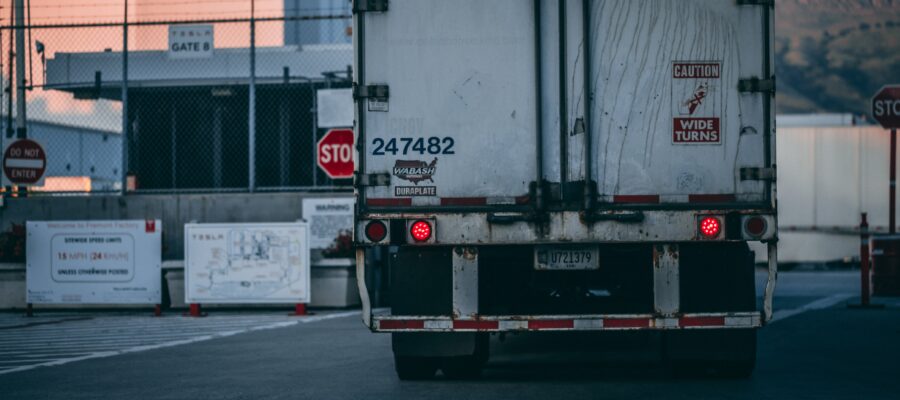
534 246 600 270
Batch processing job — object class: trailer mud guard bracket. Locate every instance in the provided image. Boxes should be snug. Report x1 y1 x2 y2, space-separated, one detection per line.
653 244 680 316
763 241 778 323
356 248 373 328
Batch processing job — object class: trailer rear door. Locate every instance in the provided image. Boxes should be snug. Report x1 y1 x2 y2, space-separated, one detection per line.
356 0 538 208
356 0 773 210
586 0 773 206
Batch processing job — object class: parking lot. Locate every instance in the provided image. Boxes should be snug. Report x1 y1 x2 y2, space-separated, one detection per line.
1 271 898 400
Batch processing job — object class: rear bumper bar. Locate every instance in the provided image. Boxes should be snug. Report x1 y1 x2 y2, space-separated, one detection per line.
373 312 761 332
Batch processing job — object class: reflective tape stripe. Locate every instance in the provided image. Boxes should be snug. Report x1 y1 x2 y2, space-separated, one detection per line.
453 320 498 330
527 320 574 330
573 319 603 329
441 197 487 206
374 313 761 331
613 195 660 204
688 194 737 203
603 318 651 329
379 320 424 330
499 320 528 330
680 316 726 327
367 198 412 207
424 320 452 330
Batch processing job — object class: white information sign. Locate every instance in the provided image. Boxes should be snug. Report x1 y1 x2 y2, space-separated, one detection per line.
302 197 354 250
168 25 213 59
26 220 162 304
185 222 310 304
316 88 353 129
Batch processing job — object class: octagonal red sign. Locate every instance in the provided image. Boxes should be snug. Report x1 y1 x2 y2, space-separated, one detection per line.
317 129 354 179
3 138 46 186
873 85 900 129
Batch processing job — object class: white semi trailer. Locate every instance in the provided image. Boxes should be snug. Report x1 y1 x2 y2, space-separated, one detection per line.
352 0 777 379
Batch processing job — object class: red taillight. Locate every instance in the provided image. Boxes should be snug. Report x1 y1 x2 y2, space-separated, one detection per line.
365 220 387 242
744 216 767 237
699 217 721 238
409 220 432 242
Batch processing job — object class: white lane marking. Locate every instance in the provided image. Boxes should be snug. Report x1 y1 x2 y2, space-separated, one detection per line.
0 319 298 337
769 293 854 323
0 311 359 376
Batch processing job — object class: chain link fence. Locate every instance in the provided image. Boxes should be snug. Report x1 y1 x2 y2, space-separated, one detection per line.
0 0 354 195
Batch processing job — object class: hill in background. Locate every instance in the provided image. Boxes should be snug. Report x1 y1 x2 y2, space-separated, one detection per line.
776 0 900 115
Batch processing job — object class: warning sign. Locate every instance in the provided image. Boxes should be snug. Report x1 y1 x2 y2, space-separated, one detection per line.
2 138 46 186
673 62 722 144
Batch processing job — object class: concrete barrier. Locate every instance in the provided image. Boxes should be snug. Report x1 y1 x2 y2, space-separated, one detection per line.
0 192 351 261
0 263 25 310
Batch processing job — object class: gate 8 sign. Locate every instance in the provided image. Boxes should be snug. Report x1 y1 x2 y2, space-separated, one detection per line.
873 85 900 129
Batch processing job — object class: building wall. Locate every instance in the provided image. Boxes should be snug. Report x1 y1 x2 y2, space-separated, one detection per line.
750 124 896 264
284 0 352 47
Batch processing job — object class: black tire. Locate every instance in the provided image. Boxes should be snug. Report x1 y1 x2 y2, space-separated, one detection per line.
440 356 484 380
440 333 490 380
664 329 757 379
394 356 439 381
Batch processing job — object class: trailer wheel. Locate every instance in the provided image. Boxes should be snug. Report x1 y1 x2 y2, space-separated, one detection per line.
394 356 439 380
664 329 757 379
440 334 489 380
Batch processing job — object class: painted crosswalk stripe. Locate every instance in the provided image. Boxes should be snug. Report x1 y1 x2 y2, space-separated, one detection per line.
0 311 358 376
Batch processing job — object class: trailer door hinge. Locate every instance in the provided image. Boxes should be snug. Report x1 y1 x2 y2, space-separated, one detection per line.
740 167 776 181
739 77 776 94
736 0 773 7
352 0 388 14
357 173 390 187
353 84 389 100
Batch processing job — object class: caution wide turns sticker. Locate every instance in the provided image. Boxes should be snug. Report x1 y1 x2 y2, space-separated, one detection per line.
672 61 722 145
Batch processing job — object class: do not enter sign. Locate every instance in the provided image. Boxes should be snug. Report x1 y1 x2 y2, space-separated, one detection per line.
3 138 46 186
873 85 900 129
317 129 354 179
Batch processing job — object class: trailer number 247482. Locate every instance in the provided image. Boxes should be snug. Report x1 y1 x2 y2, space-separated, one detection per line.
372 137 455 156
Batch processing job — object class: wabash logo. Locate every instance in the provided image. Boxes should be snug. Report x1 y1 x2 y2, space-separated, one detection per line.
393 158 437 185
673 118 720 144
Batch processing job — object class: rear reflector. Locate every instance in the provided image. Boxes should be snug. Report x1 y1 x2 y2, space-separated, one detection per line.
364 220 387 242
744 216 768 238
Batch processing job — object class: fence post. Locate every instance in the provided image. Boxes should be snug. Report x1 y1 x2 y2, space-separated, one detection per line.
248 0 257 192
121 1 129 195
849 213 884 309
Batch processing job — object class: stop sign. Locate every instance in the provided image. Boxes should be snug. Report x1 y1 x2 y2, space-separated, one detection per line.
3 138 46 186
317 129 354 179
873 85 900 129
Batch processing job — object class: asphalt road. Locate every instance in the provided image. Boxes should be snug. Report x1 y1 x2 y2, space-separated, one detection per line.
1 271 898 400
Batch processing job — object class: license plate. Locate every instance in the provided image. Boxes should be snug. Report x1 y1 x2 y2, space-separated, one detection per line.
534 246 600 270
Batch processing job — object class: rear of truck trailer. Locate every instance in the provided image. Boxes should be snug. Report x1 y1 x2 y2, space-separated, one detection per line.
352 0 776 379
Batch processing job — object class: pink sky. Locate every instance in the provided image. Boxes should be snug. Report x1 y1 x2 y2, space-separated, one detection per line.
1 1 309 130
